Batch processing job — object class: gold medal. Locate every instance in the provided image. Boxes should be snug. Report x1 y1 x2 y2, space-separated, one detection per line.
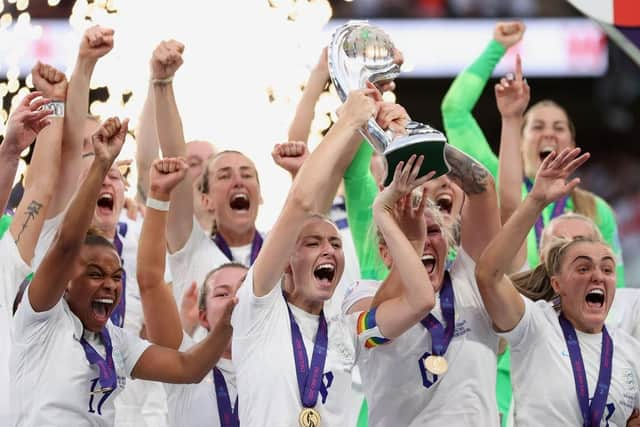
299 407 321 427
423 355 448 375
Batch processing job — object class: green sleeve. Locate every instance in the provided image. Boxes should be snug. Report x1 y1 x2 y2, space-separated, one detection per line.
441 39 506 178
0 214 11 238
343 142 388 281
594 196 625 288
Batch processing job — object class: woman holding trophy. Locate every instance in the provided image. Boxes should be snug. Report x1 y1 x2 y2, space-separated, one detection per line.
328 21 504 426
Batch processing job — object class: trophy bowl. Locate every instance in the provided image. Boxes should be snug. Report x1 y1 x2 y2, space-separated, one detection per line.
328 21 450 186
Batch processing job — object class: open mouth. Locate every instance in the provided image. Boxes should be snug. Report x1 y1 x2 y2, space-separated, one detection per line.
421 255 436 274
539 146 555 162
97 194 114 213
585 289 605 308
435 194 453 215
314 263 336 286
91 298 114 322
229 193 250 211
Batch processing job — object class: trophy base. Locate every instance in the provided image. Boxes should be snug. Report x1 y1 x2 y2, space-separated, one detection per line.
383 138 450 187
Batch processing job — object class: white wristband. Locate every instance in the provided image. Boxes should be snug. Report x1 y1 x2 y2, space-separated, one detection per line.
40 101 65 117
146 197 170 211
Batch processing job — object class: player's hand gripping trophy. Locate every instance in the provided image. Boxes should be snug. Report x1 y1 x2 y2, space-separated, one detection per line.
329 21 452 185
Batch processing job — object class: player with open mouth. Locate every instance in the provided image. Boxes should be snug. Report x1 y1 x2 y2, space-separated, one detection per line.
11 118 236 426
475 147 640 427
231 88 441 426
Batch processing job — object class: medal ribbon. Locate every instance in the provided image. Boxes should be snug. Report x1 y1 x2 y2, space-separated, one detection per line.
213 367 239 427
286 297 328 408
558 313 613 427
524 178 569 247
212 230 263 265
80 328 117 391
110 222 128 328
420 272 454 356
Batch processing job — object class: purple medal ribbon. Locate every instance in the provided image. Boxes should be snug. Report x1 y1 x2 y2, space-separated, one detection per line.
285 296 328 409
213 367 239 427
524 178 569 247
420 272 454 356
558 313 613 427
212 230 263 265
110 222 127 328
80 328 117 392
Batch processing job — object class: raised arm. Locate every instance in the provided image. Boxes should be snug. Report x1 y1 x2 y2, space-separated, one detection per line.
0 92 51 214
271 141 309 181
343 142 382 281
495 54 530 270
10 63 67 264
252 89 378 296
137 157 189 350
475 147 589 331
28 117 126 312
151 40 194 252
135 82 160 204
288 47 329 142
343 101 412 281
372 157 436 338
445 145 499 261
48 25 114 218
441 21 525 178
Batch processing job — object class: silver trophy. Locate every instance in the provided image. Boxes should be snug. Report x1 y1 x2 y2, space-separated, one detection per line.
328 21 450 185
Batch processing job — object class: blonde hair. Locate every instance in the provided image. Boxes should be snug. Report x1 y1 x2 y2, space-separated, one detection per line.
374 198 457 256
511 236 604 304
539 212 603 256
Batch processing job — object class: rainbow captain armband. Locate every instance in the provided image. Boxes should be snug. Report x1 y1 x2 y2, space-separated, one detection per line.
357 307 390 349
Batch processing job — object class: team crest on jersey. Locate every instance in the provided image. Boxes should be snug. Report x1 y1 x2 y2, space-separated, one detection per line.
621 368 638 410
453 320 470 338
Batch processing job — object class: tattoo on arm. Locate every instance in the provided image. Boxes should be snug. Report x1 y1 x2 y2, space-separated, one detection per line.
14 200 43 244
444 145 490 195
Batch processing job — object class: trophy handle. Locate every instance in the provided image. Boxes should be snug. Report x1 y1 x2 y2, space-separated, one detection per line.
382 127 450 186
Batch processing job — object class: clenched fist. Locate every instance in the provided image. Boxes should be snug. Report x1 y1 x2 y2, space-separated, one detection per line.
91 117 128 166
31 62 68 101
79 25 115 61
151 40 185 81
493 21 525 50
149 157 189 197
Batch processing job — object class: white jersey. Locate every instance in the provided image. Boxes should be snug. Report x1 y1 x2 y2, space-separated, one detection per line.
357 249 500 427
113 378 169 427
0 233 31 425
607 288 640 341
231 268 363 426
342 279 380 314
501 298 640 427
163 334 236 427
10 296 150 426
33 213 145 334
168 219 264 305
